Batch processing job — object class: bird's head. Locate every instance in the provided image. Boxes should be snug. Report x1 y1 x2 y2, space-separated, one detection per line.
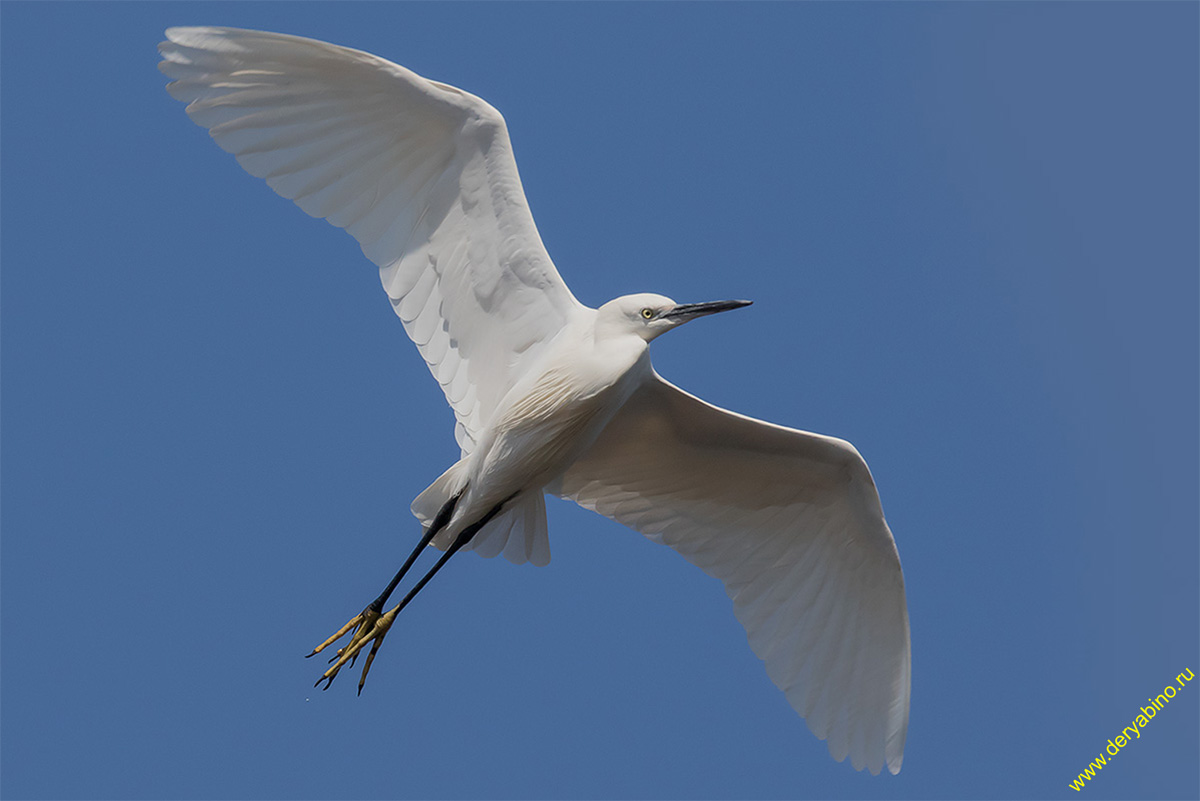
598 293 753 343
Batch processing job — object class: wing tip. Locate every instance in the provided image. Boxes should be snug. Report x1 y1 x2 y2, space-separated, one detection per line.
163 25 194 40
815 737 892 777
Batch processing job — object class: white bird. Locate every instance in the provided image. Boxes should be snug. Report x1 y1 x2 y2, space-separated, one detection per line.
159 27 911 775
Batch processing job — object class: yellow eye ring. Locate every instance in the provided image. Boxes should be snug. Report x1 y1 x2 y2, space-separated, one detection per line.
641 308 654 319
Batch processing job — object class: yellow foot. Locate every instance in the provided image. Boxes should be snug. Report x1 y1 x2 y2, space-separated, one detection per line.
307 605 398 694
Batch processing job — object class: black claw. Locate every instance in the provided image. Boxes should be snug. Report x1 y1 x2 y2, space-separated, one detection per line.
304 650 318 659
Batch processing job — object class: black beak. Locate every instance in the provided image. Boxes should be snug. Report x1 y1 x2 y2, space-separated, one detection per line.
664 299 753 321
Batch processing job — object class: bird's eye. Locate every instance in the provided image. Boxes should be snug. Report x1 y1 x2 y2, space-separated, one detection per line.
641 308 654 320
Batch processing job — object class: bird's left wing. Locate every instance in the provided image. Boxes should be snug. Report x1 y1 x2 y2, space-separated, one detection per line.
553 373 910 775
159 27 586 453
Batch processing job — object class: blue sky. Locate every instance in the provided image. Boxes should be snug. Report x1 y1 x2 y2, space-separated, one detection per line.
2 3 1197 799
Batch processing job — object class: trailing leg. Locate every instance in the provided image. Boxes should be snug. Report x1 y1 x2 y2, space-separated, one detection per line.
306 491 461 668
313 496 512 693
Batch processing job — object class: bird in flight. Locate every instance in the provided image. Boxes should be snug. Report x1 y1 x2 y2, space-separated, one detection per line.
159 27 910 776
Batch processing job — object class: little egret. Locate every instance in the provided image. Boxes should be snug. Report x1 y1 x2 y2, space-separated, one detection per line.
159 27 910 775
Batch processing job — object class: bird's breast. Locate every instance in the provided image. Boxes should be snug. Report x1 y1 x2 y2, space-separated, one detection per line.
469 339 649 496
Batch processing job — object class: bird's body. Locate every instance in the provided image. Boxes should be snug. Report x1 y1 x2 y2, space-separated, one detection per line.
422 301 651 549
159 27 912 776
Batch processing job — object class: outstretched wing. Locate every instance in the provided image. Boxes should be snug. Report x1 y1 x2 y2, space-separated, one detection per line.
554 373 911 775
159 27 586 452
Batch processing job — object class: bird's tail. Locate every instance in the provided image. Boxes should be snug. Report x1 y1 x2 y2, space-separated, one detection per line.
411 465 551 567
460 491 550 566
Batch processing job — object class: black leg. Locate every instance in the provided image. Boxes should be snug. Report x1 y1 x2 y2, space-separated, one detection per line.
305 491 460 662
367 490 462 613
382 497 509 619
347 498 512 694
311 493 516 693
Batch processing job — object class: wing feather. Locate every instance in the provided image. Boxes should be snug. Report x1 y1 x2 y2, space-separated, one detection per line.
555 372 910 775
159 27 586 453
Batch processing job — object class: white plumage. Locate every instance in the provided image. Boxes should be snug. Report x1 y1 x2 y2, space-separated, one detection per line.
159 26 911 776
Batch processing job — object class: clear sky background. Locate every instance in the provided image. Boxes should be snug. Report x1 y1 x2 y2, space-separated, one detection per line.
2 3 1197 799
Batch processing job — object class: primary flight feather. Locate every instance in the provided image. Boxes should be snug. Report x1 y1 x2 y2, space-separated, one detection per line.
159 26 911 775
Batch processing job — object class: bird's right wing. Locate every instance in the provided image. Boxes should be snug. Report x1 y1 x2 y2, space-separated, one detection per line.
159 27 587 453
553 373 910 775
